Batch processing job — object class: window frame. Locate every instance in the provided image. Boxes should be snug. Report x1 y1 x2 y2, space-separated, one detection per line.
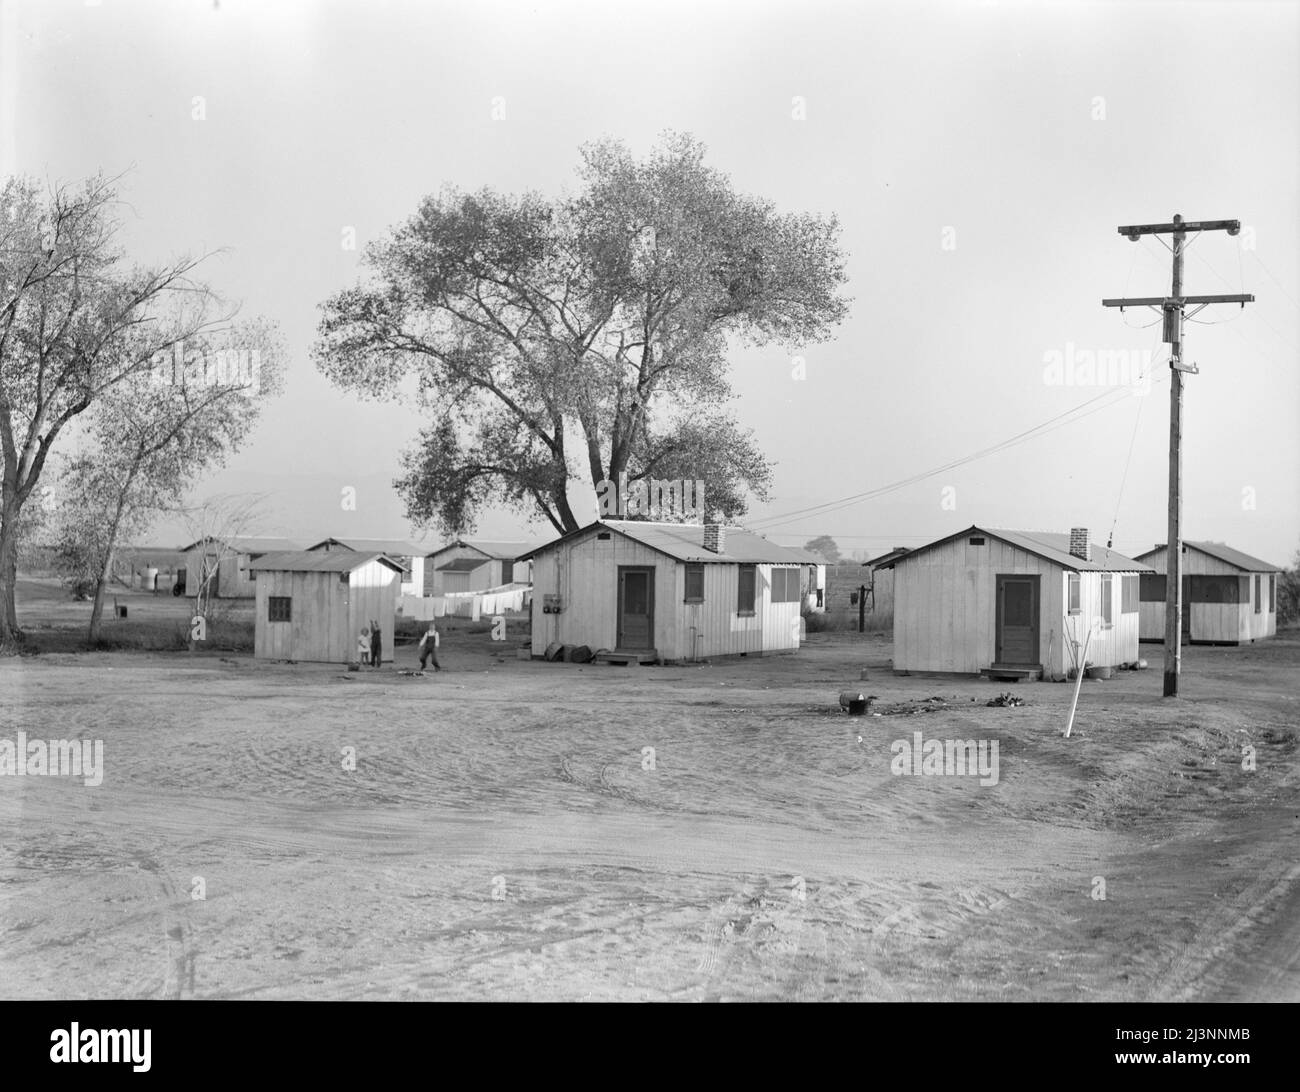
684 562 705 604
1101 574 1114 627
737 564 757 616
1067 572 1081 615
1255 574 1262 614
268 596 292 623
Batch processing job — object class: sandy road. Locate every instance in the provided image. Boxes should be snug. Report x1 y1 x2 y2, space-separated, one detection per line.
1 634 1296 1000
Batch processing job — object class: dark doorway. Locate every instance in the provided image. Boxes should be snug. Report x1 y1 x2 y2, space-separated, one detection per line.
617 567 655 650
995 574 1040 665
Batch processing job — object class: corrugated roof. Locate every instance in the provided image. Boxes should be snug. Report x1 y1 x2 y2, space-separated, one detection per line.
521 521 810 565
887 526 1152 572
177 536 302 554
426 539 534 560
1137 541 1282 572
306 537 428 556
249 551 407 574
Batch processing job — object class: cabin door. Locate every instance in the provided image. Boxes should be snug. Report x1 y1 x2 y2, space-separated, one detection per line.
617 567 655 650
995 575 1039 665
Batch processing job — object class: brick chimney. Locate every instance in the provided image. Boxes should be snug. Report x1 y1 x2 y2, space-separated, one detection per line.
702 524 726 554
1069 527 1091 563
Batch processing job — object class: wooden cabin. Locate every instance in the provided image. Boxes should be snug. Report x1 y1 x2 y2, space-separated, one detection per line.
249 551 405 664
177 536 302 599
881 526 1151 679
1133 541 1281 645
425 540 534 596
306 537 429 599
520 520 807 664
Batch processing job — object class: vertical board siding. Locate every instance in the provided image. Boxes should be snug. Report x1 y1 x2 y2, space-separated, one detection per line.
528 530 802 660
893 536 1141 674
255 561 397 663
1139 547 1277 643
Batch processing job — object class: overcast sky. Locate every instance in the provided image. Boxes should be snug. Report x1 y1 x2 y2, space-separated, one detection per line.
3 0 1297 563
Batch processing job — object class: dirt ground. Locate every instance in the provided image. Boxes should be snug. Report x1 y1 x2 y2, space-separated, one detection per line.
1 589 1296 1001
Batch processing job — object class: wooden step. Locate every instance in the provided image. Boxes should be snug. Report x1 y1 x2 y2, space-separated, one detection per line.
595 649 658 665
981 663 1042 682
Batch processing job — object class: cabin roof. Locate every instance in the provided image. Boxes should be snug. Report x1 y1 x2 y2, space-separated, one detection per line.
882 525 1152 573
249 551 408 574
1135 540 1282 573
426 539 534 560
520 520 810 565
436 557 491 572
864 547 911 569
306 537 428 556
177 536 302 554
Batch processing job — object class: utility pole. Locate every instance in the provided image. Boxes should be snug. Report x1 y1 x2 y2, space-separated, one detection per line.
1103 215 1253 697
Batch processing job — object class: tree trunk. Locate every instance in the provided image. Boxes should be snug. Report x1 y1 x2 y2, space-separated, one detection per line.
0 488 23 649
87 546 115 645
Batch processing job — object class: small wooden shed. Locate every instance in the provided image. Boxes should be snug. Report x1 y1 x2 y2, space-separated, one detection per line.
425 539 534 596
1133 541 1281 644
306 537 429 599
250 551 405 664
864 546 911 616
178 536 301 599
881 525 1151 679
520 520 807 664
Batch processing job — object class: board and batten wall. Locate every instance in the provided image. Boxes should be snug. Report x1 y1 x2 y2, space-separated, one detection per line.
1138 546 1277 643
185 548 259 599
892 536 1140 674
529 531 801 660
255 560 397 664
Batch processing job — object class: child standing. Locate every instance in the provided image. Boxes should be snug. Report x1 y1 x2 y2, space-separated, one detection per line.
417 623 442 672
357 627 371 666
369 619 382 668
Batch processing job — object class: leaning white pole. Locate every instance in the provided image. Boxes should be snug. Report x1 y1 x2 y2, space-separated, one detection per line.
1063 624 1095 739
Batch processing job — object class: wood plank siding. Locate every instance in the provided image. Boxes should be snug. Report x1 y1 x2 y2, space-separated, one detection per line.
1137 545 1278 643
529 529 801 661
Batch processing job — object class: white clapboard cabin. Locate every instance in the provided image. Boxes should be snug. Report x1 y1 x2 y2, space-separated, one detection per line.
1133 541 1281 645
306 537 428 599
178 536 302 599
880 526 1151 680
520 521 807 664
424 540 534 596
249 551 405 664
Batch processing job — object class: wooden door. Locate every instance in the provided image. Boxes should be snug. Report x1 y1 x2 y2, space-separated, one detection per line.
617 567 654 650
995 575 1039 665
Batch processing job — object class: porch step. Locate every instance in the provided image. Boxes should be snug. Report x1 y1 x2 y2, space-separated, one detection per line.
595 649 659 665
981 663 1042 682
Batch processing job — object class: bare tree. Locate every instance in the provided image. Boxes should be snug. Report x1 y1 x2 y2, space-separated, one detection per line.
175 494 267 650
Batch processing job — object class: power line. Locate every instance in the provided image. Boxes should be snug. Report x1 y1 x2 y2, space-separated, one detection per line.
747 383 1140 533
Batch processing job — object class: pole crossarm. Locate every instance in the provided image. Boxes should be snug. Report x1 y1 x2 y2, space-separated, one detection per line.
1101 293 1255 308
1116 219 1241 237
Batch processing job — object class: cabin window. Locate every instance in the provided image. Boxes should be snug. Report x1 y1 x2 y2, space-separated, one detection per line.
1101 575 1113 627
770 567 800 604
737 564 756 615
1121 574 1138 613
268 596 291 622
501 560 514 583
969 536 985 546
684 563 705 603
1270 574 1276 612
1140 574 1166 602
596 532 611 540
1067 573 1081 614
1255 574 1262 614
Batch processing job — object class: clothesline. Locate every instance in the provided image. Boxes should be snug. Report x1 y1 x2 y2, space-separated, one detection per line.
400 582 533 621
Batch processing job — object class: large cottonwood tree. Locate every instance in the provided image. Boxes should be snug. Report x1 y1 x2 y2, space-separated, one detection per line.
314 133 849 536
